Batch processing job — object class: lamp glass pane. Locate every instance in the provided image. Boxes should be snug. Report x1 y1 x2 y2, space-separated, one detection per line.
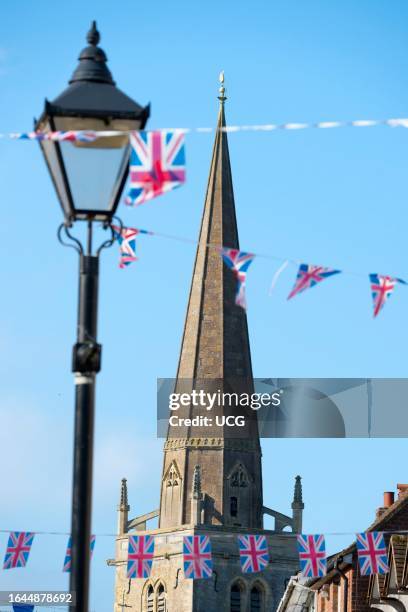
58 141 129 214
39 120 73 218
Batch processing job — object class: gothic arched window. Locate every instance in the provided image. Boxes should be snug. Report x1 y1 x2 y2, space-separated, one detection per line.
250 584 263 611
157 583 166 612
146 585 154 612
230 582 242 612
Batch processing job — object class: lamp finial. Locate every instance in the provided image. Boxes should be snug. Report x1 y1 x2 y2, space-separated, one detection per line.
87 21 100 46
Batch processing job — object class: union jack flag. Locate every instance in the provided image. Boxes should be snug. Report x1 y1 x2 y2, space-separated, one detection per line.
219 248 255 310
63 535 96 573
125 130 186 206
238 535 269 574
183 535 213 579
127 535 155 579
112 225 152 268
3 531 34 569
297 534 327 578
52 131 99 142
369 274 407 317
14 130 99 142
288 264 340 300
356 532 389 575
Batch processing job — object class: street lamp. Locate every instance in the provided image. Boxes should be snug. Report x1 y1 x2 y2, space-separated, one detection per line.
35 22 149 612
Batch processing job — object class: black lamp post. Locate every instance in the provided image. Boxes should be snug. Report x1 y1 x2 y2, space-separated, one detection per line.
35 22 149 612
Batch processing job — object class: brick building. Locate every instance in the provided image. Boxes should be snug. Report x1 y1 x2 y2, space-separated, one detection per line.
277 486 408 612
108 79 304 612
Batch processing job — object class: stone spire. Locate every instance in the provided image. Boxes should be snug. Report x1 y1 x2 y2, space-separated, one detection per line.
159 76 263 529
175 72 253 382
292 475 303 505
117 478 130 534
291 475 304 533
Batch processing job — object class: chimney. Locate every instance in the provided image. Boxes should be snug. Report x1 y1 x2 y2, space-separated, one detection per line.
397 484 408 499
376 490 395 519
384 492 395 508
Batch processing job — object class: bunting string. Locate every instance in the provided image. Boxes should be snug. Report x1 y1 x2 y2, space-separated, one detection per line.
0 529 401 578
0 527 408 537
113 225 407 317
5 116 408 140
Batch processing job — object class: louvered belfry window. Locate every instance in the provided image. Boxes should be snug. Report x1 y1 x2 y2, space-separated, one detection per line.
250 586 262 611
146 586 154 612
230 583 241 612
157 584 166 612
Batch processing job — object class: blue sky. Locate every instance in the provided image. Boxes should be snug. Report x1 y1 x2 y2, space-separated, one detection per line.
0 0 408 609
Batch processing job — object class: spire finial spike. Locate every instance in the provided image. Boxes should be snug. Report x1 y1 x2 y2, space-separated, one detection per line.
119 477 129 510
292 475 304 508
87 20 100 46
218 70 227 104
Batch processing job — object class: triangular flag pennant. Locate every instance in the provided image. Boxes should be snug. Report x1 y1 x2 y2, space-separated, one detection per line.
237 535 269 574
288 264 341 299
356 532 389 575
219 248 255 310
127 535 155 579
3 532 34 569
369 274 405 317
125 130 186 206
297 534 327 578
112 226 139 268
112 226 153 269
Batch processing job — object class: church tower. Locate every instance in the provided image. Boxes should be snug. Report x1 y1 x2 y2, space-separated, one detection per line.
111 77 303 612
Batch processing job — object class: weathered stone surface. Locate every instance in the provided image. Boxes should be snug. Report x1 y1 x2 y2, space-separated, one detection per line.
113 527 299 612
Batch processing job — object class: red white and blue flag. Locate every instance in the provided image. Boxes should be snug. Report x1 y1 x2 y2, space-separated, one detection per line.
297 534 327 578
369 274 407 317
112 226 153 269
127 535 155 579
63 535 96 573
288 264 340 300
3 532 35 569
238 535 269 574
219 248 255 310
14 130 99 142
183 535 213 579
125 131 186 206
356 532 389 575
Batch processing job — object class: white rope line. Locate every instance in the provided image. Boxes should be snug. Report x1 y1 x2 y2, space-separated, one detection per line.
131 227 406 281
4 117 408 141
0 528 406 538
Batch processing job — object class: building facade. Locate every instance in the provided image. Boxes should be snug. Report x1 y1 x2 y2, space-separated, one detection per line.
110 82 303 612
277 486 408 612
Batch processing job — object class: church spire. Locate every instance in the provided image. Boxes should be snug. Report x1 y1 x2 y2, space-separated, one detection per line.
159 76 263 529
175 73 252 381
